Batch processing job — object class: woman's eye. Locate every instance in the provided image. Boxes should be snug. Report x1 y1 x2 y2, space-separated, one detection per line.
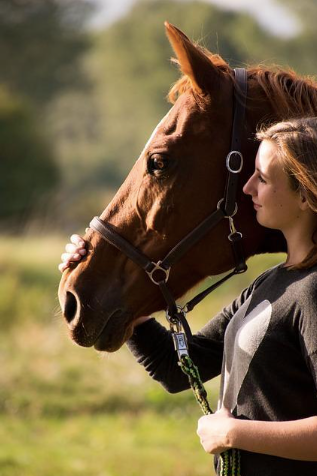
258 175 266 184
148 154 169 175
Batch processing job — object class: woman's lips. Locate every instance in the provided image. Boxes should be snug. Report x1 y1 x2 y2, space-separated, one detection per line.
253 201 261 210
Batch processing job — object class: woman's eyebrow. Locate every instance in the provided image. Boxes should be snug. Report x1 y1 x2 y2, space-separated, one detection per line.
256 167 269 179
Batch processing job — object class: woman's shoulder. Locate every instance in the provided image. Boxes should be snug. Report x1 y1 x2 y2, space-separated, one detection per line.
296 264 317 294
280 264 317 307
251 262 317 303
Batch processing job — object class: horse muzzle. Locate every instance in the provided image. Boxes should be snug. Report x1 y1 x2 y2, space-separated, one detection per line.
58 273 133 352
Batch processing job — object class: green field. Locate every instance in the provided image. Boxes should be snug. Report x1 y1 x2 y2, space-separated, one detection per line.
0 235 284 476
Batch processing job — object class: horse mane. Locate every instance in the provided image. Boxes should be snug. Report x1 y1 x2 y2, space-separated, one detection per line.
247 66 317 117
168 48 317 118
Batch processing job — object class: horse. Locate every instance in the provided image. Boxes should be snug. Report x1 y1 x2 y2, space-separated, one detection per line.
58 22 317 353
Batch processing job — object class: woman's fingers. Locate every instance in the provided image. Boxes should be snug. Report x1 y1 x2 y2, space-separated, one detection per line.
58 262 69 273
70 234 85 247
59 235 87 273
65 243 77 254
65 243 86 255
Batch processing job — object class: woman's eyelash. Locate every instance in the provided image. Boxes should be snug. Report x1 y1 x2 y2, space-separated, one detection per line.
258 175 266 183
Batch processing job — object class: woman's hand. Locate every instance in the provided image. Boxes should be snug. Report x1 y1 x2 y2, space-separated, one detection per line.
197 407 235 454
58 234 87 272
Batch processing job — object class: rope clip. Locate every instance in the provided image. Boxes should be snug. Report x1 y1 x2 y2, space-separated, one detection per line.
166 306 189 358
172 332 189 359
166 305 187 330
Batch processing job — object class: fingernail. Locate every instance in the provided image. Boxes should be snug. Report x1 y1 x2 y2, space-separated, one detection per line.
79 249 86 255
73 254 80 259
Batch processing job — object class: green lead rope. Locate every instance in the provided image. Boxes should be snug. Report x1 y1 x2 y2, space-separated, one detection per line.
178 354 241 476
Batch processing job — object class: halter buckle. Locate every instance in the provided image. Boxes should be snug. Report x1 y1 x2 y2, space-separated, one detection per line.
146 261 170 285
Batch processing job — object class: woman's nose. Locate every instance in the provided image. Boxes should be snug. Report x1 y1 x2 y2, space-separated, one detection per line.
243 175 254 196
242 179 250 196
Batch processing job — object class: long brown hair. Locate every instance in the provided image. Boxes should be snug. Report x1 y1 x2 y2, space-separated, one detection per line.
257 117 317 269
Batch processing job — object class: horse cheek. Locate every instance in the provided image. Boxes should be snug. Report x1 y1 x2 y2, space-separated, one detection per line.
145 201 166 232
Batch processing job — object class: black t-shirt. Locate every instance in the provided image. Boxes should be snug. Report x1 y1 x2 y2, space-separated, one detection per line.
127 264 317 475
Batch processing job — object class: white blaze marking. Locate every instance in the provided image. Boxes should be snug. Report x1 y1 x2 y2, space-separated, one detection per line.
221 298 272 411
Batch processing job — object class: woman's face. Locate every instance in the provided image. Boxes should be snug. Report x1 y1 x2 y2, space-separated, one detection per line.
243 140 303 232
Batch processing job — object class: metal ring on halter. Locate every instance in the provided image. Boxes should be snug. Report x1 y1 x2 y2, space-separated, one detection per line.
228 231 243 242
166 305 186 328
217 198 238 218
226 150 243 174
146 260 170 285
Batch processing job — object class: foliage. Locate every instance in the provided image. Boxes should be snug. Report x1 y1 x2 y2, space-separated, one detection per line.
0 87 60 229
0 0 94 106
276 0 317 75
278 0 317 33
0 0 95 230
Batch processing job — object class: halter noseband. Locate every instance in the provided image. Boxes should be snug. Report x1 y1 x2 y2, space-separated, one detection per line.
89 68 248 336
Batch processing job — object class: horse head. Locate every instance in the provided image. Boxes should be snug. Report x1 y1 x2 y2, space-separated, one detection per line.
59 22 317 352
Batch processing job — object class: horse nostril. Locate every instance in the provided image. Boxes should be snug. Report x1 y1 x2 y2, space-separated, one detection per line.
64 291 78 324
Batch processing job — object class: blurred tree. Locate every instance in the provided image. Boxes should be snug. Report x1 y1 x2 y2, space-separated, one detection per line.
0 0 96 230
0 0 94 106
0 86 59 229
278 0 316 32
277 0 317 75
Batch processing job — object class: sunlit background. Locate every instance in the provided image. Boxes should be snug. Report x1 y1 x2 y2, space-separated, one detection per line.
0 0 314 474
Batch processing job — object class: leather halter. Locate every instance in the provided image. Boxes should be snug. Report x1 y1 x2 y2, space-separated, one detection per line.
89 68 248 336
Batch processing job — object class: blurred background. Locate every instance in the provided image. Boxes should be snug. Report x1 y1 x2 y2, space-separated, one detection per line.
0 0 315 474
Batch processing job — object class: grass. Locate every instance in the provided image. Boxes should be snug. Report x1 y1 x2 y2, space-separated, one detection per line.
0 413 215 476
0 234 284 476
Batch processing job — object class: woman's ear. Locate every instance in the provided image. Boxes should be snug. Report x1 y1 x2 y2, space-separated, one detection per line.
299 189 310 211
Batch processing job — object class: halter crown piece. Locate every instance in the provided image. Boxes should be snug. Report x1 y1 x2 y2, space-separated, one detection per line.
90 68 248 476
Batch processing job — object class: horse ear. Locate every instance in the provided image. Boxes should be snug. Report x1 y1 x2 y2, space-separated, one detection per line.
165 21 221 95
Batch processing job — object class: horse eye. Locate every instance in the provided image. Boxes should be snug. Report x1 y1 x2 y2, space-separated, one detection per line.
148 154 169 175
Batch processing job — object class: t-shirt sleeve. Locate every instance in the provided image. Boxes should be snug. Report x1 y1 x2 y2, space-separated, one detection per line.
127 284 254 393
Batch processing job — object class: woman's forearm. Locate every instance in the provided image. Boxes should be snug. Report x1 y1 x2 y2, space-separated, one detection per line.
232 416 317 461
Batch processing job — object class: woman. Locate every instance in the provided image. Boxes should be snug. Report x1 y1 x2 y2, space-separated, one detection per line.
59 117 317 475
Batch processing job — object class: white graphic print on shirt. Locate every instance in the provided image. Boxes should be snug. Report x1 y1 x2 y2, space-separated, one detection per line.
220 297 272 411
